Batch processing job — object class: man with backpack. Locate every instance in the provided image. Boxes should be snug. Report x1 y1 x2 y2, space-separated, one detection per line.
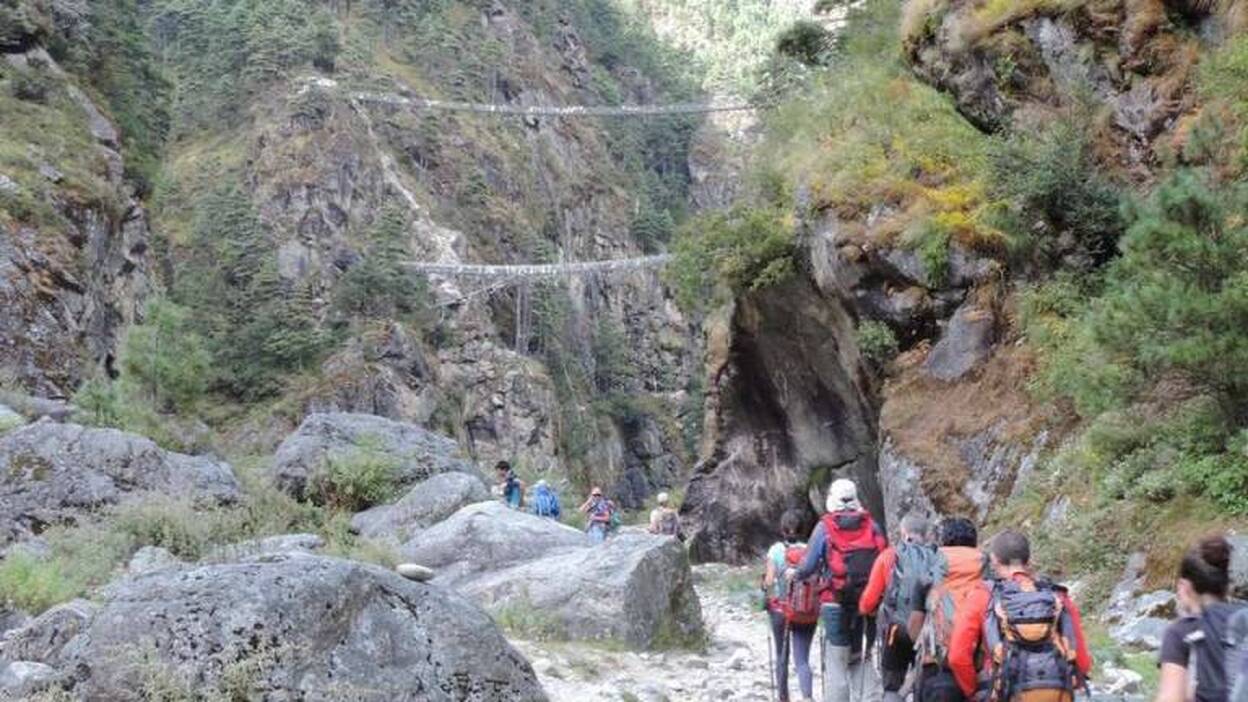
860 513 938 702
765 509 822 702
787 478 888 702
947 530 1092 702
495 461 524 510
910 517 988 702
529 479 560 520
648 492 682 539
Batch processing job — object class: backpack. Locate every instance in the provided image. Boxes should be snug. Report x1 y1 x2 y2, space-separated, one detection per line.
779 544 825 626
532 485 560 518
607 502 622 532
1187 602 1248 702
1229 608 1248 702
920 546 990 668
822 510 885 606
881 540 940 628
983 578 1078 702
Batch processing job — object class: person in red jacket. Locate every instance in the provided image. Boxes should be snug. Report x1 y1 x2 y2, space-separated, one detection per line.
947 530 1092 702
860 513 935 702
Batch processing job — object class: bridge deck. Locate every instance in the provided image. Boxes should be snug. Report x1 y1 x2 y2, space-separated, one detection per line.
403 255 671 279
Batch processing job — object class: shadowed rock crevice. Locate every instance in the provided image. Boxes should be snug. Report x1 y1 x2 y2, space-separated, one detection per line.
682 277 883 563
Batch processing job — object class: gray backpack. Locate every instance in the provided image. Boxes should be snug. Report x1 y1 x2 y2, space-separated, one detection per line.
880 541 939 629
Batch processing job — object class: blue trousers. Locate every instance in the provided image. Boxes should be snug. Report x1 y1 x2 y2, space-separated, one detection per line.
770 609 817 700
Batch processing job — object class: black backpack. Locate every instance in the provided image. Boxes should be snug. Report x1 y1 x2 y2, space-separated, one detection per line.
1189 602 1248 702
881 540 940 629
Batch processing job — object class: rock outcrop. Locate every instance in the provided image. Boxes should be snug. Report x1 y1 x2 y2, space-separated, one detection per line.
272 412 477 503
0 420 240 546
352 471 491 542
0 36 151 397
0 554 548 701
402 502 704 649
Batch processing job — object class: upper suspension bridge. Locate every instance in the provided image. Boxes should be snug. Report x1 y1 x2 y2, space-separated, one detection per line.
352 92 764 117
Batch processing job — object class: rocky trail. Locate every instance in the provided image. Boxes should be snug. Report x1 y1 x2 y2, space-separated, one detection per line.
516 564 775 702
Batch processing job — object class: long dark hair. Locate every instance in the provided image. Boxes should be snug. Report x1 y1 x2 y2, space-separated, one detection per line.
1179 535 1233 598
780 509 804 543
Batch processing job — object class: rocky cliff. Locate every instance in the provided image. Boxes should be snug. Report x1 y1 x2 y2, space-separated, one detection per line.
0 3 153 398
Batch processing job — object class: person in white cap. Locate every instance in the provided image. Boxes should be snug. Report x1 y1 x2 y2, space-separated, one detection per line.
786 478 887 702
648 492 682 538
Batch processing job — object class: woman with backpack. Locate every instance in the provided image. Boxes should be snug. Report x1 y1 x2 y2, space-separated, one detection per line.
1156 535 1245 702
764 509 819 702
579 487 613 544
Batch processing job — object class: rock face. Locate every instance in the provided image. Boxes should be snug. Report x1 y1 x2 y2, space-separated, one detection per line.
682 278 883 563
1229 534 1248 599
0 41 151 397
923 301 997 381
904 0 1219 174
203 533 326 563
352 472 491 542
0 554 548 701
403 502 704 649
272 412 477 502
0 420 240 546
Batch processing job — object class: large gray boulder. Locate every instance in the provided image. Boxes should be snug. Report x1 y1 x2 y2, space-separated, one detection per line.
0 421 240 546
400 502 588 582
0 404 22 432
402 503 705 649
0 554 547 701
352 472 491 542
924 302 996 382
1229 534 1248 599
273 412 477 503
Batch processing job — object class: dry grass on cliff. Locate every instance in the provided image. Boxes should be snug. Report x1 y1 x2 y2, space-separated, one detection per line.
881 326 1062 516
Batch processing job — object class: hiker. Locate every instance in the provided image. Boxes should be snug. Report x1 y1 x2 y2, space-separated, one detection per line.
649 492 682 538
786 478 887 702
579 487 614 544
1155 535 1246 702
495 461 524 510
910 517 987 702
529 479 561 520
860 513 938 702
764 508 821 702
947 529 1092 702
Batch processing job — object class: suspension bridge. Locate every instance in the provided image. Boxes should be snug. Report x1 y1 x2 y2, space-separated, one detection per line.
401 255 671 279
352 92 764 117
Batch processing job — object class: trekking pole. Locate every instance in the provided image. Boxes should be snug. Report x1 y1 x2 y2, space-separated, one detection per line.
767 622 778 702
856 619 870 702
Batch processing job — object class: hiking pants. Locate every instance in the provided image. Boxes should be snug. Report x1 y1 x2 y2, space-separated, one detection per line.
880 620 916 697
917 664 966 702
587 522 608 544
770 609 817 701
820 603 881 702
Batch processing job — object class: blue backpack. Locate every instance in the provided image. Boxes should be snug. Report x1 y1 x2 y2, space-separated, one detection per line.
532 485 560 519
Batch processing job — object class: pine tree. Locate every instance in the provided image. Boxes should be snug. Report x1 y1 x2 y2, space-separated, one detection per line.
333 206 424 324
121 298 211 412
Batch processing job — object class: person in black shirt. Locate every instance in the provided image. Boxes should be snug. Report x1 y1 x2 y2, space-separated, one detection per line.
1156 535 1242 702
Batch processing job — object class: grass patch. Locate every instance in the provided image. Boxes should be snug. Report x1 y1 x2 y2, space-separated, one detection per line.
490 597 566 642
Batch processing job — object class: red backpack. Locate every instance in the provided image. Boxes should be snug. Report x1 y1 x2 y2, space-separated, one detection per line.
781 544 825 626
822 510 886 605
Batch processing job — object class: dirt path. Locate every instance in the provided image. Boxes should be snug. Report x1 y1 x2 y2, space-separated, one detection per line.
512 564 781 702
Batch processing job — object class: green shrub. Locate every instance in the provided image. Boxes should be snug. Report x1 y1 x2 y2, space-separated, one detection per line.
312 440 401 511
669 206 796 311
857 320 899 366
776 21 834 66
0 552 80 613
121 298 211 413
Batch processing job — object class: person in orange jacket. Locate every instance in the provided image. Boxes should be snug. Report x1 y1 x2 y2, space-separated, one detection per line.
947 530 1092 702
860 513 937 702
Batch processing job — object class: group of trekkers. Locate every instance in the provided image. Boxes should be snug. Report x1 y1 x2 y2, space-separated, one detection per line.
765 478 1248 702
492 460 682 543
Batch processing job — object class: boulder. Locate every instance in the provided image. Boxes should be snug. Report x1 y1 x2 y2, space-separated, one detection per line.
273 412 477 503
402 503 704 649
0 421 240 547
0 610 30 638
126 546 182 575
1 554 547 701
1110 615 1169 652
923 302 996 382
461 532 705 649
0 599 97 662
203 533 325 562
1098 665 1144 696
0 660 57 698
0 404 22 432
352 472 491 542
1229 534 1248 599
400 502 588 582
